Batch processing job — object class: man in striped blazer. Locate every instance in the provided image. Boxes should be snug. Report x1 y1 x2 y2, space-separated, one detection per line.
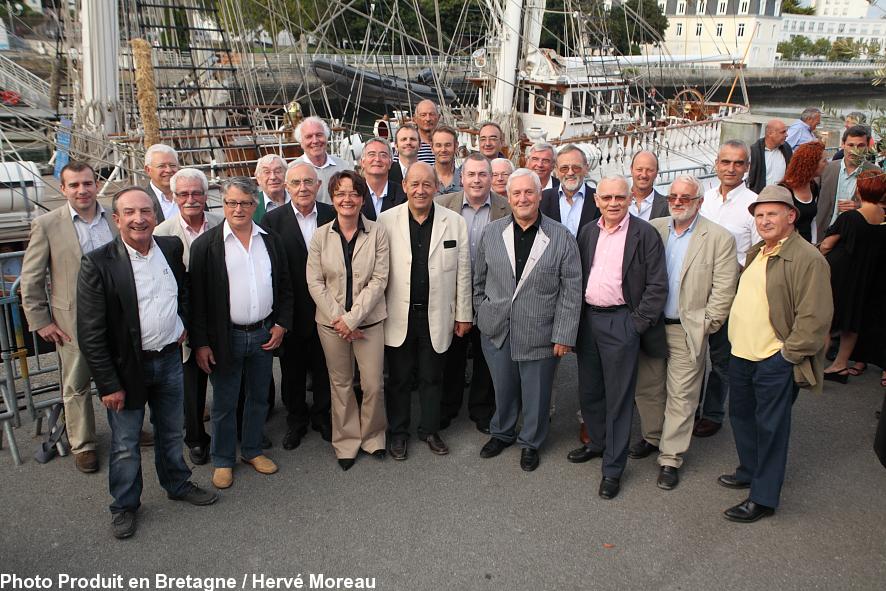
473 168 583 472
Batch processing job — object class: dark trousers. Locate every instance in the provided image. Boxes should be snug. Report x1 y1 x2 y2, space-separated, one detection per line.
729 352 799 509
386 309 445 440
183 353 209 449
441 326 495 426
700 320 731 423
280 329 331 433
577 307 641 479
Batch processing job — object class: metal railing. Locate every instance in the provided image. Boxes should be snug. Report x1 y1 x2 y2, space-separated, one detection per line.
0 53 52 111
776 60 882 70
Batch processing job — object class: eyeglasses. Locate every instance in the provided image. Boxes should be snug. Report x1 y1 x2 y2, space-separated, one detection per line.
363 151 391 160
558 164 585 174
175 191 205 199
479 135 500 142
287 179 316 188
333 191 362 199
666 195 701 204
151 163 178 171
597 194 628 203
529 157 553 166
223 200 256 209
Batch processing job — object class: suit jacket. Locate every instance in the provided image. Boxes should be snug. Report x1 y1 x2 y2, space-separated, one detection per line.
20 204 118 338
153 211 224 269
76 236 186 409
188 223 294 366
540 183 600 232
648 190 670 220
378 203 472 353
816 159 879 241
252 191 291 224
144 184 167 224
651 215 739 359
577 215 669 357
747 138 793 194
307 215 389 330
388 164 405 190
261 201 335 339
435 190 511 223
473 214 582 360
361 181 406 221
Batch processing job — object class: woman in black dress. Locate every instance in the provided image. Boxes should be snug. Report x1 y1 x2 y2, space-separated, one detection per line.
779 141 826 242
819 169 886 381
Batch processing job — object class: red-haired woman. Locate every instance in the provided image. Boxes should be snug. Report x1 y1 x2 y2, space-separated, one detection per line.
779 141 827 242
819 169 886 382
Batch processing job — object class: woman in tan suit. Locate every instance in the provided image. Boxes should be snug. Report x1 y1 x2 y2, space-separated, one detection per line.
307 170 390 470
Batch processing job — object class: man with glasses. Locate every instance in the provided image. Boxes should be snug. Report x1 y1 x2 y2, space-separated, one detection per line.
190 177 294 489
143 144 181 223
491 158 514 197
253 155 290 222
478 121 506 160
154 168 223 465
632 176 738 490
570 176 667 500
696 140 760 439
527 143 558 191
540 144 600 237
262 163 335 450
359 137 405 221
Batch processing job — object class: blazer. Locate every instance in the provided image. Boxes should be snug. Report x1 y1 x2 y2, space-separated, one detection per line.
361 181 406 221
143 184 167 224
307 215 389 330
473 214 583 361
647 190 670 220
816 159 878 241
388 162 406 188
76 236 186 409
577 215 669 357
21 204 118 337
747 138 793 194
377 202 472 353
261 201 335 340
153 211 224 269
435 190 511 223
651 215 739 359
540 183 600 232
188 223 294 366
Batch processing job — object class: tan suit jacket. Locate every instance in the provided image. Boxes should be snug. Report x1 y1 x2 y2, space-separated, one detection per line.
378 202 472 353
307 215 389 330
435 190 511 222
153 211 224 269
20 204 118 338
651 215 739 359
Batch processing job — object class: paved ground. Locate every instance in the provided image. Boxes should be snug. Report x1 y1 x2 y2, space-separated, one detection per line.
1 357 884 591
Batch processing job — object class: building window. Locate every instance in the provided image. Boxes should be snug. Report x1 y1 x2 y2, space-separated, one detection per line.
676 23 683 36
774 1 780 16
696 22 703 36
738 23 745 37
677 1 686 14
759 0 767 15
799 22 806 32
717 0 727 14
716 23 723 36
696 0 706 13
818 22 825 32
739 0 749 14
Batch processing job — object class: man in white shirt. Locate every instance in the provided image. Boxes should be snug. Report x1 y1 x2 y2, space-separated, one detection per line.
695 140 760 439
189 177 294 490
143 144 181 223
747 120 792 193
294 116 349 204
360 137 405 221
629 151 669 221
77 187 217 539
527 143 558 191
253 154 290 222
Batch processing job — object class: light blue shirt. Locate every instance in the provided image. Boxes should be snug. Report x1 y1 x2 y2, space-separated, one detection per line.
68 203 114 254
558 184 586 237
663 213 701 320
461 195 491 264
833 159 861 224
785 120 816 149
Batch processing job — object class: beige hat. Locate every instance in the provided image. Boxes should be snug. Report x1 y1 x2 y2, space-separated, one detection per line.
748 185 800 215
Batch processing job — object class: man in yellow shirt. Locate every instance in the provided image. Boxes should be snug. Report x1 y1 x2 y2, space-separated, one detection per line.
722 185 832 523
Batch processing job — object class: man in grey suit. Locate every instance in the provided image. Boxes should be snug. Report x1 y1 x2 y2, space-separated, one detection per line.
154 167 224 465
474 168 582 472
629 151 669 221
437 153 511 433
570 175 668 500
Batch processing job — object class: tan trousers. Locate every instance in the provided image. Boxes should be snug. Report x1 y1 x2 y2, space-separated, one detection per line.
634 349 666 446
317 323 386 459
57 341 96 454
658 324 708 468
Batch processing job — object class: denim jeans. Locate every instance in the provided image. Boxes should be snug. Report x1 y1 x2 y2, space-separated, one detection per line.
107 348 191 514
210 325 273 467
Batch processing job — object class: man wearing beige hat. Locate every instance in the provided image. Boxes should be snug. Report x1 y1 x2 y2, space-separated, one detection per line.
720 185 831 523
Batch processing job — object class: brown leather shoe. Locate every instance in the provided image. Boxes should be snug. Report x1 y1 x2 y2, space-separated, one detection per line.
425 433 449 455
139 429 154 447
241 455 278 474
579 423 591 445
212 468 233 489
74 450 98 473
693 418 722 438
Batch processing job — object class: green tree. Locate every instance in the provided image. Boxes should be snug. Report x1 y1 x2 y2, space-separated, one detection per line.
781 0 815 15
811 38 831 56
608 0 669 55
829 38 860 61
777 35 813 59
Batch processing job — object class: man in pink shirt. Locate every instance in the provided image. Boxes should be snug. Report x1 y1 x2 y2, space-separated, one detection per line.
571 176 668 500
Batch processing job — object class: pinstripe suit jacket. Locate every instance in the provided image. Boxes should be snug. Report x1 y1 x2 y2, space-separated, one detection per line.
473 214 583 361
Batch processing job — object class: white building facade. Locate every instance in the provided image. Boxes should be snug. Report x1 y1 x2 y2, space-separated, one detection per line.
780 14 886 47
811 0 870 18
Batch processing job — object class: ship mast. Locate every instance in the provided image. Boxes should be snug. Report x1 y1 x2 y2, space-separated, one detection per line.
80 0 120 135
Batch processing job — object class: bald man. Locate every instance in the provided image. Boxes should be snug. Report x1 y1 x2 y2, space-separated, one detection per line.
747 119 792 194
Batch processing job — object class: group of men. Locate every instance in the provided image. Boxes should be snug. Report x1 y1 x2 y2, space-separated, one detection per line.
20 99 833 539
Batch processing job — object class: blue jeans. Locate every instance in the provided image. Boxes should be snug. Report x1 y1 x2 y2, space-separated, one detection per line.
107 348 191 514
210 325 273 467
729 352 799 509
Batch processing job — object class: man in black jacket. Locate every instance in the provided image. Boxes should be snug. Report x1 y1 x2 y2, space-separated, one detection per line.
539 144 600 237
747 120 792 194
78 187 217 540
190 177 294 490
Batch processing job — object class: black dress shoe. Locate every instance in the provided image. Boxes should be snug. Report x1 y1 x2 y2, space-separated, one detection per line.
312 422 333 442
657 466 679 490
338 458 355 471
520 448 540 472
723 499 774 523
371 449 386 460
598 477 621 500
693 419 722 438
390 438 408 461
627 439 658 459
475 422 491 435
567 445 603 463
111 511 137 539
188 444 209 465
425 433 449 455
480 437 511 458
717 473 751 489
282 428 305 451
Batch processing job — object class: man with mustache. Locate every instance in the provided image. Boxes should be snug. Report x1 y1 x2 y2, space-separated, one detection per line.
154 168 223 465
540 145 600 237
143 144 181 223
